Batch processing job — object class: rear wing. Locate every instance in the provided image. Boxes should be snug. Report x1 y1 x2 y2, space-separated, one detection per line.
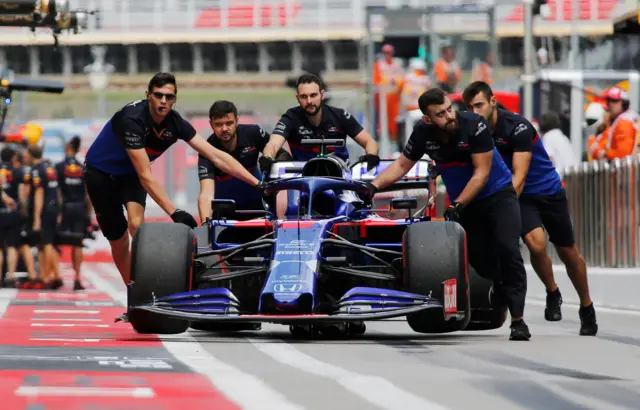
265 158 432 192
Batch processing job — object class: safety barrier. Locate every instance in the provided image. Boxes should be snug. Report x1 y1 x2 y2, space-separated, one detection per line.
559 155 639 268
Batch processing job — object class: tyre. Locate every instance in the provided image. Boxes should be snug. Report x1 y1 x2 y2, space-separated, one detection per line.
402 221 470 333
464 266 508 331
129 222 195 334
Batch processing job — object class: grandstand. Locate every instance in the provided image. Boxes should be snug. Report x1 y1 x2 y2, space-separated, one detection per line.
0 0 630 79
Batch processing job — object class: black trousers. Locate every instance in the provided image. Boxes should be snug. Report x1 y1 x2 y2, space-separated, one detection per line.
459 186 527 318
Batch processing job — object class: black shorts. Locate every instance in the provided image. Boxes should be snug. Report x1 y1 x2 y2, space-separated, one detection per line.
40 208 58 246
519 189 575 247
57 202 88 247
0 209 22 248
84 166 147 241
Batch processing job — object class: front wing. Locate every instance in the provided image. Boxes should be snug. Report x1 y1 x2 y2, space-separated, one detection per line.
125 285 464 325
128 303 454 325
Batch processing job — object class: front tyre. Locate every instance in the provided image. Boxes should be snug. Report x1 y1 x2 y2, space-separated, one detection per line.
403 221 470 333
128 222 195 334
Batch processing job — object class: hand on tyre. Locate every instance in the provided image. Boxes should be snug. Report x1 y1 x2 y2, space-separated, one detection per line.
360 182 378 205
359 154 380 171
443 202 464 222
170 209 198 229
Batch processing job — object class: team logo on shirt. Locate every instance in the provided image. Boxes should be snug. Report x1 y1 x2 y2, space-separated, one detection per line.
298 126 313 136
64 163 83 178
46 167 57 179
513 123 528 136
475 121 487 136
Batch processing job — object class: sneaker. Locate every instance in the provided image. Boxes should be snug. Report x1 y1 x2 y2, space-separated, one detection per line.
509 319 531 341
579 304 598 336
73 280 85 291
545 288 562 321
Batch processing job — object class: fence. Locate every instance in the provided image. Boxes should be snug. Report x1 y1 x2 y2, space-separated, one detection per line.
556 155 639 268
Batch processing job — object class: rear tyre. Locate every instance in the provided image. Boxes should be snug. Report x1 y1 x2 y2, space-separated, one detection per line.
129 222 195 334
403 221 470 333
464 267 508 330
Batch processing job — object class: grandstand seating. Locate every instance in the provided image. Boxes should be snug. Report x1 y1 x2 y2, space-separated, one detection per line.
504 0 621 22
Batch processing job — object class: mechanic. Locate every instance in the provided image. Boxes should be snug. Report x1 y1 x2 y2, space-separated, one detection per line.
10 149 39 289
462 81 597 336
0 147 22 287
198 100 289 221
23 145 63 290
55 136 90 291
366 88 531 341
84 72 264 285
260 73 380 171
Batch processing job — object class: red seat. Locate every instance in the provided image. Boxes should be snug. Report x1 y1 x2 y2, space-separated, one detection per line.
194 1 301 28
503 0 619 22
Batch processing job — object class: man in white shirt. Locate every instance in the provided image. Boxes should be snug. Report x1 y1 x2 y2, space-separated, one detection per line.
539 112 578 178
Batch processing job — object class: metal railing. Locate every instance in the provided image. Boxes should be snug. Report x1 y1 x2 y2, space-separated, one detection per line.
556 156 640 268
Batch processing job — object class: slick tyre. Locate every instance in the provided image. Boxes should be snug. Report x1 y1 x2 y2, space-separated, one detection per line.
129 222 195 334
464 266 508 331
403 221 470 333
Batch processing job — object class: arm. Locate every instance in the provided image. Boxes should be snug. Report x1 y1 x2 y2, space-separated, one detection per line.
198 179 215 223
127 148 178 215
453 119 495 207
371 154 416 190
33 187 44 230
454 151 492 207
188 134 259 187
197 153 217 223
339 108 379 155
371 126 423 189
510 122 535 197
263 115 294 159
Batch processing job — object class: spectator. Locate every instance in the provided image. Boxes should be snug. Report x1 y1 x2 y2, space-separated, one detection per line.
539 111 578 177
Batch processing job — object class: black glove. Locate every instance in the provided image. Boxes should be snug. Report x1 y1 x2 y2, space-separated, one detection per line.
170 209 198 229
360 182 378 205
443 202 464 222
258 156 275 174
359 154 380 171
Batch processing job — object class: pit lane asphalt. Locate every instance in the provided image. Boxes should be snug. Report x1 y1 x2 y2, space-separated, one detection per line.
82 264 640 409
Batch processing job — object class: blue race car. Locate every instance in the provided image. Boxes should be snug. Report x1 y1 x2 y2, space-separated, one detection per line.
125 139 507 336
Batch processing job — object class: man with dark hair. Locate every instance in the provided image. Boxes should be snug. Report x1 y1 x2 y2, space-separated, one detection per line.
84 72 265 285
198 100 288 221
366 87 531 341
261 73 379 170
22 145 63 289
462 81 597 335
56 136 91 291
0 147 23 287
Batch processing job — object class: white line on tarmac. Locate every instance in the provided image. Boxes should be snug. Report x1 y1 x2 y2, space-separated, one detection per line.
250 339 450 410
16 386 155 398
85 263 304 410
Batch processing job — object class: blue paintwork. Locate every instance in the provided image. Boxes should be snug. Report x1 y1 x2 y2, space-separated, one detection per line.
151 157 436 317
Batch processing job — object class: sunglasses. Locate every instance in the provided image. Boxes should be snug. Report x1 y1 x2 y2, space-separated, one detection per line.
152 91 176 101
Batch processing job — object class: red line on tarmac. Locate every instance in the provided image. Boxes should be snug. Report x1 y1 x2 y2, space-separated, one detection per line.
0 265 241 409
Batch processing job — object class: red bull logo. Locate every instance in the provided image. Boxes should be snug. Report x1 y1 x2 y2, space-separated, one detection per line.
46 167 57 180
65 163 82 178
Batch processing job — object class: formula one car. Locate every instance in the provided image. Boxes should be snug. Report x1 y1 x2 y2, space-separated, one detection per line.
124 139 507 336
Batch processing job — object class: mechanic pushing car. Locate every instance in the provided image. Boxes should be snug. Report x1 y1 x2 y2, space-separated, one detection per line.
84 72 264 285
55 136 91 291
259 73 380 171
462 81 597 336
23 145 63 289
366 88 531 341
198 100 289 222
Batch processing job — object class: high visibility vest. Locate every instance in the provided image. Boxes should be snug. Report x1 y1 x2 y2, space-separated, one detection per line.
375 58 404 92
606 109 640 155
401 72 431 111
